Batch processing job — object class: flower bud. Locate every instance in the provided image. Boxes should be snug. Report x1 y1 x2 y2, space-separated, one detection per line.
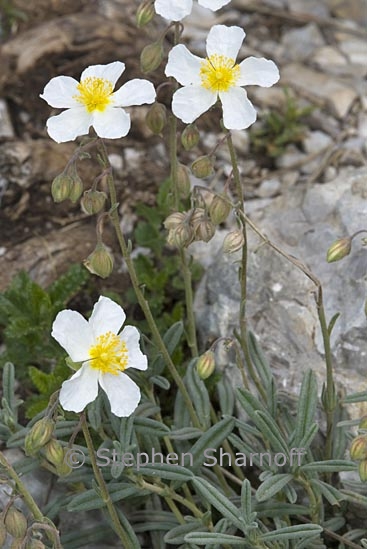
223 230 245 254
164 211 187 230
0 521 6 546
140 41 164 73
181 124 200 150
191 155 214 179
358 459 367 482
81 190 107 215
195 218 216 243
136 0 155 27
196 350 215 380
145 102 167 134
326 237 352 263
350 434 367 460
68 173 84 203
44 439 65 468
55 449 73 477
51 173 73 203
84 243 114 279
359 416 367 431
167 224 193 248
176 163 191 198
209 194 231 225
25 417 54 456
190 207 205 230
10 539 24 549
29 540 46 549
4 507 27 539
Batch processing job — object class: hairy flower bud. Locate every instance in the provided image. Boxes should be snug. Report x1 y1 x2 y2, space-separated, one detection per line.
196 350 215 380
84 243 114 279
136 0 155 27
25 417 54 456
167 224 193 248
164 212 187 230
359 459 367 482
68 173 84 203
191 155 214 179
140 41 164 73
146 102 167 134
181 124 200 151
195 218 216 243
223 229 245 254
176 163 191 198
350 435 367 461
81 190 107 215
326 237 352 263
359 416 367 431
51 173 73 203
44 439 65 468
4 507 27 539
209 194 231 225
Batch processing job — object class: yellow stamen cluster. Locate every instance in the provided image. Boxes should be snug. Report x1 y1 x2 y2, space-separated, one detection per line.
200 54 240 93
74 77 114 113
89 331 128 375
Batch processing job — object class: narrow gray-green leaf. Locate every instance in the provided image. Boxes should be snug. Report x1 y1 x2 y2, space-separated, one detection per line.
185 532 246 545
185 362 210 430
163 321 184 355
164 521 204 544
189 416 235 472
260 524 323 542
294 370 317 446
134 416 170 437
169 427 203 440
300 460 357 473
310 479 346 506
256 474 293 502
3 362 16 412
133 462 194 481
217 375 235 416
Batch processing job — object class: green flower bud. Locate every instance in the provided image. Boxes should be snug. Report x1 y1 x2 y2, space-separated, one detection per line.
167 224 193 248
25 417 54 456
164 211 187 230
44 439 65 468
209 194 231 225
223 230 245 254
51 173 73 203
81 190 107 215
84 243 114 279
145 102 167 134
68 173 84 203
359 459 367 482
359 415 367 431
191 155 214 179
196 350 215 380
136 0 155 27
4 507 27 539
0 521 6 546
195 218 216 243
350 434 367 460
176 163 191 198
140 41 164 74
181 124 200 151
326 237 352 263
55 449 73 476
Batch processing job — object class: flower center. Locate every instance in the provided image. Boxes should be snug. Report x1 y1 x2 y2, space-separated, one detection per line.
74 77 114 113
200 54 240 93
88 331 128 375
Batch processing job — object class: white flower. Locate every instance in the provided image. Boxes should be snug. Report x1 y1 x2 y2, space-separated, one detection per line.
155 0 231 21
165 25 280 130
51 296 148 417
40 61 156 143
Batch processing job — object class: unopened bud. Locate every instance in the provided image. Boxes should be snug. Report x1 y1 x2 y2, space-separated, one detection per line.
140 41 164 73
146 102 167 134
51 173 73 203
359 416 367 431
68 173 84 203
191 155 214 179
164 211 187 230
167 224 193 248
55 449 72 476
195 218 215 243
81 190 107 215
29 539 46 549
190 208 205 230
136 0 155 27
84 243 114 279
196 351 215 380
176 163 191 198
359 459 367 482
44 439 65 468
209 194 231 225
25 417 54 456
0 521 6 546
4 507 27 539
223 229 244 254
10 539 23 549
350 435 367 460
181 124 200 151
326 237 352 263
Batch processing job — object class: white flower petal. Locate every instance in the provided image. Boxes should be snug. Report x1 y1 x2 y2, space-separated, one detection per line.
112 79 156 107
120 326 148 371
59 364 99 413
46 108 92 143
89 296 126 338
40 76 80 108
171 86 217 123
219 87 257 130
199 0 231 9
91 107 131 139
155 0 192 20
238 57 280 87
80 61 125 87
99 372 141 417
52 310 94 361
206 25 245 60
165 44 203 86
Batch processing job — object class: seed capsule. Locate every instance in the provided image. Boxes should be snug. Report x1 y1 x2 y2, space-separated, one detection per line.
209 194 231 225
4 507 27 539
181 124 200 151
81 190 107 215
25 417 54 456
326 237 352 263
140 41 164 73
350 434 367 461
136 0 155 27
51 173 73 203
84 243 114 279
222 230 245 254
191 155 214 179
146 102 167 134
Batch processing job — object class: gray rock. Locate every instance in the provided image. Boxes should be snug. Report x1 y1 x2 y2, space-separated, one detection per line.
281 24 325 61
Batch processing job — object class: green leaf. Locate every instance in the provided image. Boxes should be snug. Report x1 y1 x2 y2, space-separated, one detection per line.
2 362 16 411
134 417 170 437
184 532 247 545
343 390 367 403
185 361 210 430
163 321 184 356
116 507 142 549
300 460 357 473
164 521 205 545
241 479 257 526
189 416 235 472
253 410 290 455
169 427 203 440
133 462 194 481
248 332 272 388
256 474 293 502
217 375 235 417
67 484 148 512
310 479 346 506
260 524 322 542
293 370 318 447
